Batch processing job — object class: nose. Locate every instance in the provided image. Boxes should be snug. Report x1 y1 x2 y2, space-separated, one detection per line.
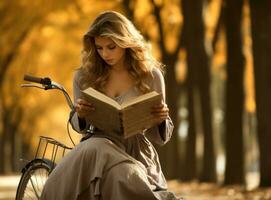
101 49 109 59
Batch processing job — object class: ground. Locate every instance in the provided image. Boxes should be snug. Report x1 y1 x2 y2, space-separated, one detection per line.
1 175 271 200
169 180 271 200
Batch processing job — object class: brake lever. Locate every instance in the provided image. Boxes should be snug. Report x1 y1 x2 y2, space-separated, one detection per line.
20 84 45 89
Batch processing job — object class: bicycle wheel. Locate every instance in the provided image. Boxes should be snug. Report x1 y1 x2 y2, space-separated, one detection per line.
16 159 54 200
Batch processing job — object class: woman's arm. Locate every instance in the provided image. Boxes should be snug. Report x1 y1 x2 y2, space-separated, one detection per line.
145 68 174 145
70 71 91 134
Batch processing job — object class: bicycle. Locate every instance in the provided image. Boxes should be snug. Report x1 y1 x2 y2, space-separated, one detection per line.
16 75 76 200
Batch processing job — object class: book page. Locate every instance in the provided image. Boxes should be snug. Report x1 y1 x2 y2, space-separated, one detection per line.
81 87 122 133
82 87 121 109
121 92 162 138
121 91 160 109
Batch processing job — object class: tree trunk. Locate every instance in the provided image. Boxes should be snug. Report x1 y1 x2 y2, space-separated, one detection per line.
161 54 181 179
147 0 184 180
196 3 216 183
0 136 3 173
183 76 197 180
249 0 271 187
182 0 216 182
224 0 245 185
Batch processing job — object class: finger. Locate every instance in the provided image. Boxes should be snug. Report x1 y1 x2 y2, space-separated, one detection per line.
152 106 169 111
83 106 95 112
76 106 94 118
81 101 92 106
153 102 167 107
75 104 94 115
153 115 168 120
157 115 168 120
152 113 168 118
151 108 169 114
77 99 85 104
152 104 168 111
75 104 82 111
77 101 94 110
152 114 168 119
80 104 95 111
77 99 92 106
152 104 164 109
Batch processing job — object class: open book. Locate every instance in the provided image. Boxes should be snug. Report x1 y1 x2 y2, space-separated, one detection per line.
81 87 162 138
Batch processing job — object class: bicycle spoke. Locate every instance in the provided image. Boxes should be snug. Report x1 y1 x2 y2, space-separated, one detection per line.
29 174 40 198
28 168 48 198
17 161 51 200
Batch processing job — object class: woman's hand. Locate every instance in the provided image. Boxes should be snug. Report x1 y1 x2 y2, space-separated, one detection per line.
75 98 95 119
151 102 169 125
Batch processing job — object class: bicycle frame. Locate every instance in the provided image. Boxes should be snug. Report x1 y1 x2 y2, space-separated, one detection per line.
20 75 76 165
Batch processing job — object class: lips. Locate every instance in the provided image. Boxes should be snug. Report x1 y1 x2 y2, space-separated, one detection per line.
105 59 113 63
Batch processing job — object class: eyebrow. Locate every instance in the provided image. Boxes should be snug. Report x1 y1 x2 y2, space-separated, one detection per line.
95 42 115 48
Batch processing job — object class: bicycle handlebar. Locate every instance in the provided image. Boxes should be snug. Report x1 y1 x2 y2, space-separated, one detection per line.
24 75 51 85
22 74 75 111
22 74 77 146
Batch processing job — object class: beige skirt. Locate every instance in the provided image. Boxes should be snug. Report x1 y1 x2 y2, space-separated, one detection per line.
40 137 180 200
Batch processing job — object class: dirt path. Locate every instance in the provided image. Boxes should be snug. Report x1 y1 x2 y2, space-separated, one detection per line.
0 175 19 200
1 175 271 200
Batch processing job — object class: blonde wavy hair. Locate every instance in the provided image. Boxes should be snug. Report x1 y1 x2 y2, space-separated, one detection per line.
78 10 163 93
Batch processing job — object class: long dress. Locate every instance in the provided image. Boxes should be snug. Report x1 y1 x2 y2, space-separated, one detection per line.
40 68 180 200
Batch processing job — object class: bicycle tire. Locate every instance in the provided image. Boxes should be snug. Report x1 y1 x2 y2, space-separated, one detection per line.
16 159 54 200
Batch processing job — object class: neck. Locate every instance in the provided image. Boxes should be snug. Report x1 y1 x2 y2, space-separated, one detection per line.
110 61 126 72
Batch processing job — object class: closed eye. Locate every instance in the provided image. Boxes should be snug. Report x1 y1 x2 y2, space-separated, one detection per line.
108 45 116 50
95 43 116 51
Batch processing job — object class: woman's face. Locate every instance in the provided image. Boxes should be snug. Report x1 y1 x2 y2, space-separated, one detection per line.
94 36 126 67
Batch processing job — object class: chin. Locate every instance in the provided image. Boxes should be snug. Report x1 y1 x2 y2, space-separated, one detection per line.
106 61 115 65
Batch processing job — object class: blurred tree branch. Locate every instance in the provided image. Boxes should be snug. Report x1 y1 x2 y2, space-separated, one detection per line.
0 0 78 173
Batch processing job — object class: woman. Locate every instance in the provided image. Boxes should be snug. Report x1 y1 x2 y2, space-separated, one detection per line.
41 10 179 200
